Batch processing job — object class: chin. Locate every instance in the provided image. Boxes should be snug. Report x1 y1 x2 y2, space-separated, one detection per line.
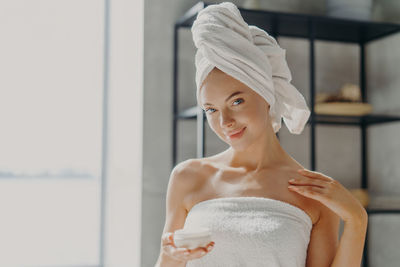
228 138 251 151
231 145 248 152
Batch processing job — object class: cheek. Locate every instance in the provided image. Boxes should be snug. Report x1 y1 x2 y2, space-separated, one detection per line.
244 106 269 132
208 121 229 142
207 119 221 134
254 102 270 121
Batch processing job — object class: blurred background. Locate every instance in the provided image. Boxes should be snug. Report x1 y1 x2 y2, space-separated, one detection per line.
1 0 400 266
0 0 142 266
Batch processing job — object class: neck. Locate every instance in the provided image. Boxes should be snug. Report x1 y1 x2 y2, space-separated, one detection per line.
225 129 293 173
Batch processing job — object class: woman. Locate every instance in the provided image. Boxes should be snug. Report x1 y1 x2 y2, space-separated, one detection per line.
156 2 367 267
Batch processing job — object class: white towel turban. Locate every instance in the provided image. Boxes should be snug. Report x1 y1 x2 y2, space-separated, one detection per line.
191 2 310 134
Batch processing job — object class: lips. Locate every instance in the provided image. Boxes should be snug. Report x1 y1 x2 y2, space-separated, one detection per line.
227 127 246 137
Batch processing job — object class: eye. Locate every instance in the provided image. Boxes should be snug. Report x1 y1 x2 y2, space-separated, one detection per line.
205 98 244 114
205 108 216 114
233 98 244 105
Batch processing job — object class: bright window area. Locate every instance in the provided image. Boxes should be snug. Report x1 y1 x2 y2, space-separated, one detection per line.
0 0 104 266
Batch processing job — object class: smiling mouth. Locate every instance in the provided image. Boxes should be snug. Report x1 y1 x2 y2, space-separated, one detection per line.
227 127 246 138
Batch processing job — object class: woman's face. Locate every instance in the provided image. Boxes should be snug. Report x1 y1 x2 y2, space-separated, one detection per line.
199 68 271 150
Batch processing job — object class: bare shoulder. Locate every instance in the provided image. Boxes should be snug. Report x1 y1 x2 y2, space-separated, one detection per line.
282 164 324 225
170 158 211 209
171 158 205 181
172 158 201 174
169 159 201 192
172 157 216 181
299 168 337 225
163 158 205 227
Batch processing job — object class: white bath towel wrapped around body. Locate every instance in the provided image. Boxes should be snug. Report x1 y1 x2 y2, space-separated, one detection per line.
184 197 313 267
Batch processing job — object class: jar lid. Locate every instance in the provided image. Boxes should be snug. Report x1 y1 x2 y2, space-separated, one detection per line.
174 227 211 239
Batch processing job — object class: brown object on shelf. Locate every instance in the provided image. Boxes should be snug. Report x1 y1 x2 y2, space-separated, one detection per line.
314 102 373 116
339 83 362 102
315 92 333 103
350 188 370 208
316 83 362 104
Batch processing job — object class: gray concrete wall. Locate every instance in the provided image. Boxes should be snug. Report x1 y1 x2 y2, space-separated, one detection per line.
143 1 400 266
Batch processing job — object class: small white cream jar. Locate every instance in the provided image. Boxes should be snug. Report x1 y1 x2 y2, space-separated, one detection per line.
173 227 212 249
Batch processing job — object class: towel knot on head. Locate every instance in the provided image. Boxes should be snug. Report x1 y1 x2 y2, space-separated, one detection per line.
191 2 310 134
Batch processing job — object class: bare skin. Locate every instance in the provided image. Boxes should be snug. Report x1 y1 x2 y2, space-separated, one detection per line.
186 67 321 222
156 67 324 266
158 67 367 267
185 153 320 224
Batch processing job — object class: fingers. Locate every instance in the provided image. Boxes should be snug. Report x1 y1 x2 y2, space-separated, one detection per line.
288 185 327 202
162 232 185 261
206 241 216 252
188 241 215 258
161 232 215 262
289 177 326 188
166 244 213 261
162 244 191 262
162 232 175 247
289 185 326 194
297 169 335 182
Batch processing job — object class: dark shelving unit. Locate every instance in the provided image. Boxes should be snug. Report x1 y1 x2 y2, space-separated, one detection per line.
173 2 400 266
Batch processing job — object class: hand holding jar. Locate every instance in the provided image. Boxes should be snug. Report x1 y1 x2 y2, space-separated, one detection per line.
161 227 215 262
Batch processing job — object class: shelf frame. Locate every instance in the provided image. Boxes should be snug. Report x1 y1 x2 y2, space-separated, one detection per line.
176 1 400 44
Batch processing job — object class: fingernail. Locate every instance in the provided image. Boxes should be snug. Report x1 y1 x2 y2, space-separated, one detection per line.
184 251 190 255
201 251 206 255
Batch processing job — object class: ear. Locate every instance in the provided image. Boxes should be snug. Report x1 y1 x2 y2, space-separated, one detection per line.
262 98 271 111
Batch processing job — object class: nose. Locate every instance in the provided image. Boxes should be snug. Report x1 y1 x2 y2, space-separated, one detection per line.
220 109 235 128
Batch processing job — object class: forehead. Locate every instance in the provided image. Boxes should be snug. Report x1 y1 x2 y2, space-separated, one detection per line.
199 68 254 101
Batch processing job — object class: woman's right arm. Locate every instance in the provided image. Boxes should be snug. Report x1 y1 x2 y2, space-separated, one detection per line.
155 160 194 267
155 160 214 267
154 161 188 267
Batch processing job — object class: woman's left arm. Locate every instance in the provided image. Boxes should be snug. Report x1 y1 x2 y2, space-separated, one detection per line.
330 216 367 267
288 169 368 267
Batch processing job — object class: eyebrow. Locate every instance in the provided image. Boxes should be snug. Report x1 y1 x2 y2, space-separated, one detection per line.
203 91 244 106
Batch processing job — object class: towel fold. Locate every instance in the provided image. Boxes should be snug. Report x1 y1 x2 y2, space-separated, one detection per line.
184 197 312 267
